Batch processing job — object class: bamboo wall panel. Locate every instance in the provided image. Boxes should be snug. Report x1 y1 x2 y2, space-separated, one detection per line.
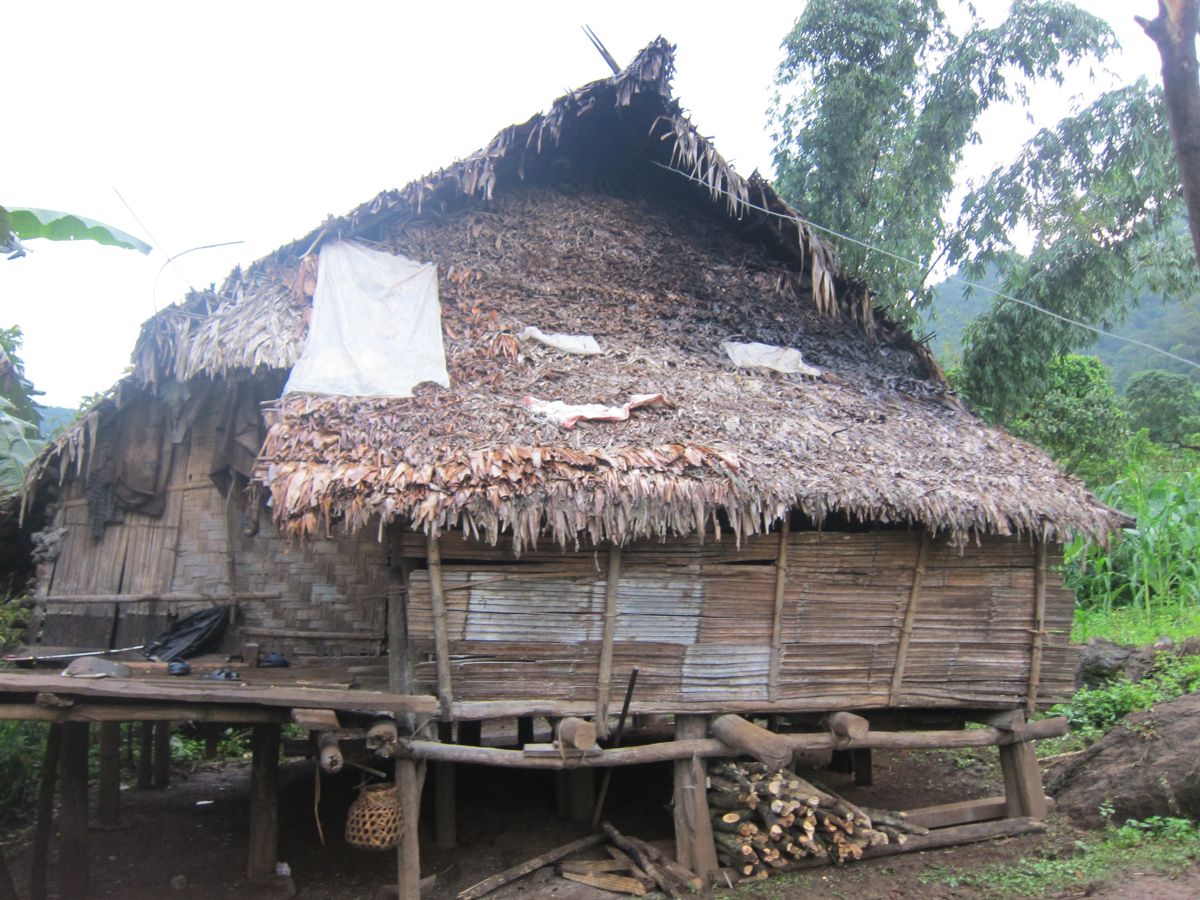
406 529 1077 710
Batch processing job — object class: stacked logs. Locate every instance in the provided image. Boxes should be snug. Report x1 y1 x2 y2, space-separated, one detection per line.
709 760 927 879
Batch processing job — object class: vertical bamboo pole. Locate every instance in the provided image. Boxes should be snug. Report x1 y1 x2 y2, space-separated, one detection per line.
98 721 121 826
426 534 453 721
595 545 622 738
396 757 423 899
889 532 931 705
247 723 280 883
767 518 791 702
58 722 90 897
1027 540 1048 715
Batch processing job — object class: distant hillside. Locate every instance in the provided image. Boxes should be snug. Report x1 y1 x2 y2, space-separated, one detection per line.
34 405 76 439
923 273 1200 391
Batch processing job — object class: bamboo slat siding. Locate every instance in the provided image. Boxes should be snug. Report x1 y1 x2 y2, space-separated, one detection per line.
36 416 390 658
404 531 1077 710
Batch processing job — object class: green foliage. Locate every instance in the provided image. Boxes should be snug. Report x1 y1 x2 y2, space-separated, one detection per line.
770 0 1114 318
1125 370 1200 446
0 720 46 826
914 817 1200 897
953 83 1197 419
0 396 44 497
1 205 151 258
1065 459 1200 636
1008 355 1129 485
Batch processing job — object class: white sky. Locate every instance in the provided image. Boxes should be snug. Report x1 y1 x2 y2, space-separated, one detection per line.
3 1 1162 407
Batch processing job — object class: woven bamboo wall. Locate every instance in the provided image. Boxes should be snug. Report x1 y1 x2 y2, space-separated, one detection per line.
36 401 389 658
403 530 1075 711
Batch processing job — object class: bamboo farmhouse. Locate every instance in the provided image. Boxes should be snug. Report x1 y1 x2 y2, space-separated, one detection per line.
8 39 1125 894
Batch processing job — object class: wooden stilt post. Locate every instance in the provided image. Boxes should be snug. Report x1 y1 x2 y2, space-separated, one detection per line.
153 721 171 789
596 545 622 738
434 722 456 850
565 769 595 823
203 723 220 760
673 716 718 878
997 712 1048 820
396 757 423 899
851 748 873 787
386 527 416 733
58 722 91 897
98 721 121 826
517 716 534 747
30 723 62 900
247 723 281 883
137 721 153 789
0 849 15 900
124 722 135 769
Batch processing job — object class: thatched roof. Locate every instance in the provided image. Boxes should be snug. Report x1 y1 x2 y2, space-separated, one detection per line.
28 38 1126 549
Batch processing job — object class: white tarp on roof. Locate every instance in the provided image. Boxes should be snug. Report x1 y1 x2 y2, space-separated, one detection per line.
722 340 821 377
517 326 603 355
284 241 451 397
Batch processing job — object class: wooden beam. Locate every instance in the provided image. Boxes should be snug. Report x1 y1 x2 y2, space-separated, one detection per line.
1027 540 1047 714
247 724 281 883
43 592 281 604
767 517 790 701
404 717 1068 769
902 796 1008 830
0 702 290 724
426 534 454 720
595 544 622 739
0 673 439 716
98 721 121 826
890 531 930 705
395 757 423 899
672 715 719 879
456 833 606 900
787 817 1045 871
58 722 90 897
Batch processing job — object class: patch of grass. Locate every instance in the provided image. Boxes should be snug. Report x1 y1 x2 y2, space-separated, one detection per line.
917 817 1200 896
1073 603 1200 646
0 720 46 825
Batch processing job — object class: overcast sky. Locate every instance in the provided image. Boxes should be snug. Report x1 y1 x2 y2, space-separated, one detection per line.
3 1 1161 408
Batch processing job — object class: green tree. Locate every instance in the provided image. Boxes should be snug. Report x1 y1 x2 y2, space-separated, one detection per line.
770 0 1115 317
1008 354 1130 484
1125 369 1200 447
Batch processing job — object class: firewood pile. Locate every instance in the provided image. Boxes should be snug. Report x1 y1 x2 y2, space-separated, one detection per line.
709 760 927 879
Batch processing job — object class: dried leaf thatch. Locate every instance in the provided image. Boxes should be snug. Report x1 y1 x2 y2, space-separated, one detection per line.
24 38 1127 550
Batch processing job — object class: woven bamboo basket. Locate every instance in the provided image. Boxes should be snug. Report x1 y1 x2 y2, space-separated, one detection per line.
345 783 403 850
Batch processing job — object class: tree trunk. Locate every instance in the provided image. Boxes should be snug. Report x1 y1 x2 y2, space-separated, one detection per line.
1138 0 1200 267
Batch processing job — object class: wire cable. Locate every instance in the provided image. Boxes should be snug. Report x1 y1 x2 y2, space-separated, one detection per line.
651 160 1200 372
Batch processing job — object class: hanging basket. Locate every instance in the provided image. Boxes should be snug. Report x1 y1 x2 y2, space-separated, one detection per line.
345 782 403 851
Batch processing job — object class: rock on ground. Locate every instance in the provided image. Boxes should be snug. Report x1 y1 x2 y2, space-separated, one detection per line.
1049 690 1200 827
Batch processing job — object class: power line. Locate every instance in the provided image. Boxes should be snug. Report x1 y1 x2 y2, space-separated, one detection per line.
651 160 1200 373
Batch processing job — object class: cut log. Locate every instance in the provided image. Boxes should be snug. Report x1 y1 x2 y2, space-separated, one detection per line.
318 732 344 773
604 845 656 890
823 712 870 741
601 821 696 898
557 859 629 875
710 715 791 772
293 708 340 731
366 719 399 758
457 833 605 900
560 871 647 896
557 717 598 751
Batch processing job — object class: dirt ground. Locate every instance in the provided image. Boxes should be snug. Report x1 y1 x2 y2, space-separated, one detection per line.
1 745 1197 899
